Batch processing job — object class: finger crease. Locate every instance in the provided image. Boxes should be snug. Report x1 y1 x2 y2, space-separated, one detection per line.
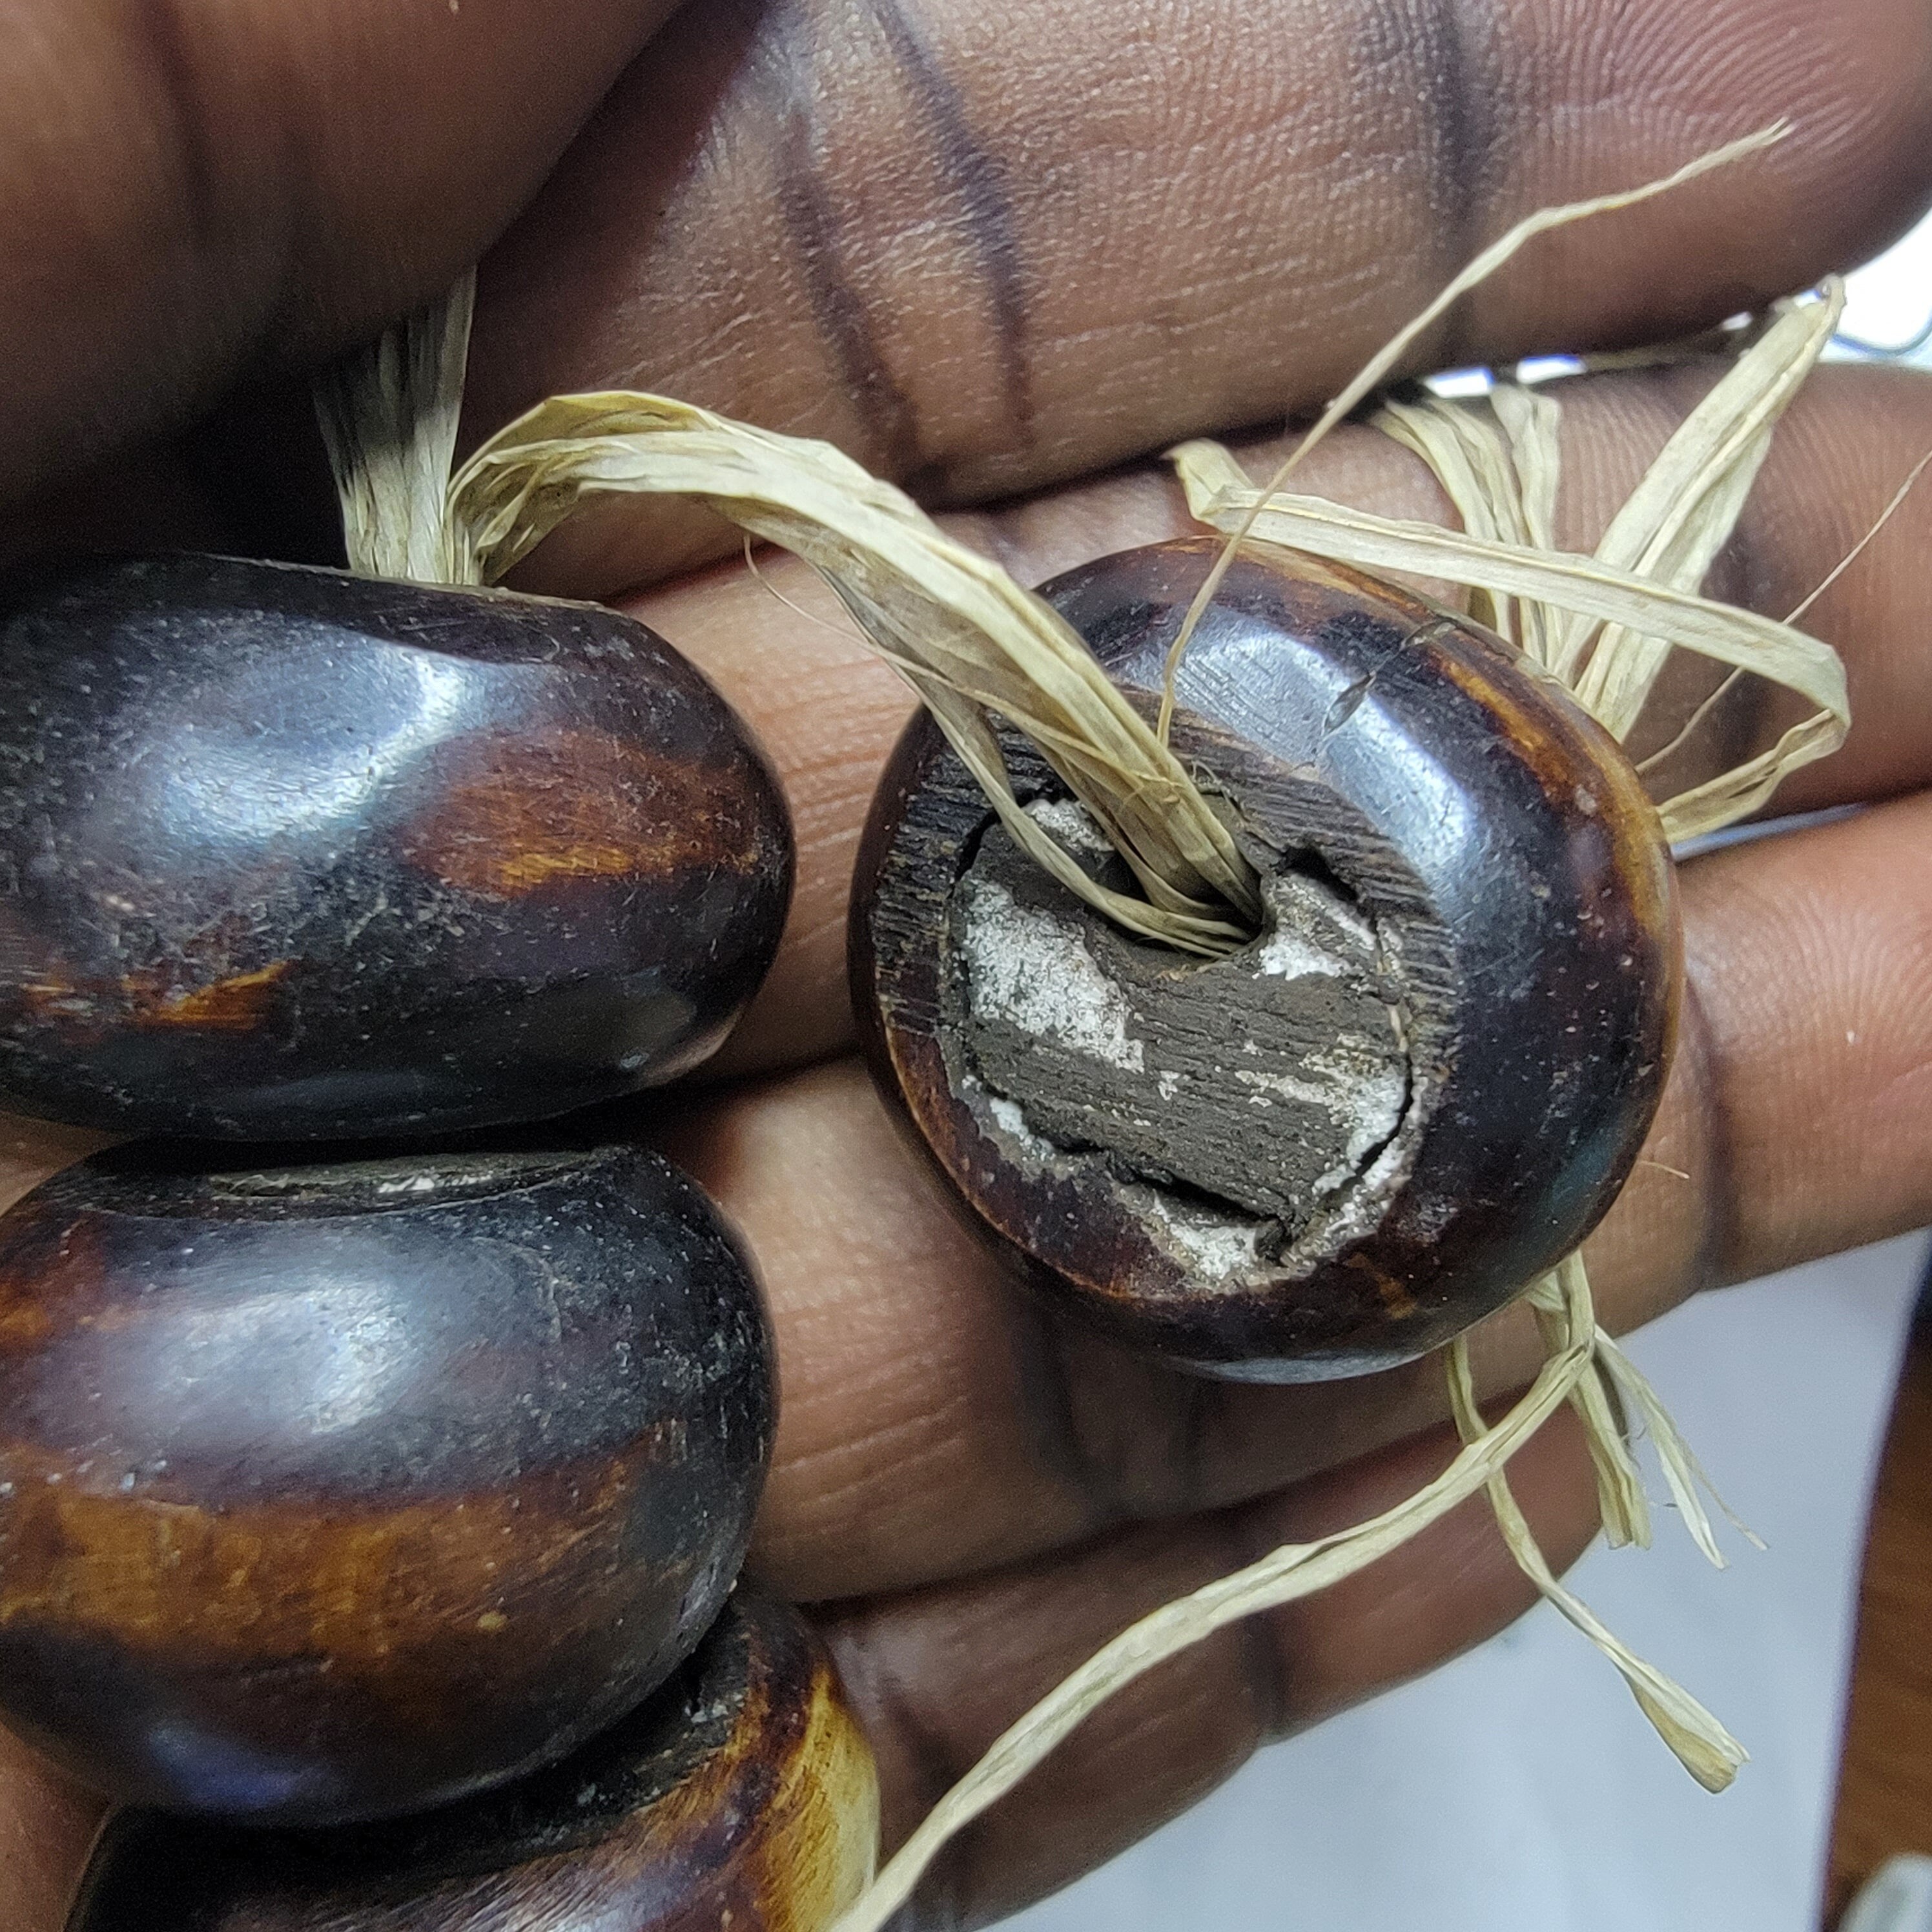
1002 1302 1136 1537
1676 961 1738 1292
768 69 925 478
863 0 1035 456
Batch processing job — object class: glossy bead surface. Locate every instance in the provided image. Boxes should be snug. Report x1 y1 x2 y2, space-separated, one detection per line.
65 1588 878 1932
0 1142 775 1823
853 538 1680 1381
0 553 792 1138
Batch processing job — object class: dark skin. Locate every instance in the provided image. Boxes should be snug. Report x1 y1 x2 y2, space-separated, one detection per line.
5 0 1932 1924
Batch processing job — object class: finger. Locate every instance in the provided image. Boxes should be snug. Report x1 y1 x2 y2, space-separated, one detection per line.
1586 788 1932 1327
818 1404 1601 1927
467 0 1932 593
0 1725 101 1932
654 1058 1472 1602
640 359 1932 1077
0 0 682 505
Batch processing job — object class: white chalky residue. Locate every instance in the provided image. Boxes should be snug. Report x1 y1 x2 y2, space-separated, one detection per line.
1315 1067 1409 1194
374 1171 446 1196
1255 926 1346 981
985 1093 1056 1154
1025 795 1116 860
1272 872 1376 948
1156 1071 1180 1101
1254 871 1379 981
1145 1193 1262 1281
958 876 1145 1073
1332 1136 1407 1227
1293 1116 1419 1260
1234 1067 1337 1109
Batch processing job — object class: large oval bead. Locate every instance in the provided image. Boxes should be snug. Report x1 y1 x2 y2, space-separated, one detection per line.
852 538 1680 1380
0 553 792 1138
0 1142 775 1823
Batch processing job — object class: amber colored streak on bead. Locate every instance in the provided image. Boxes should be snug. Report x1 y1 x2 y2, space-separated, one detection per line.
641 1638 879 1932
401 726 768 898
0 1434 667 1682
127 960 293 1029
15 960 293 1031
524 1610 879 1932
744 1650 880 1932
15 954 289 1035
1344 1251 1420 1322
487 843 652 889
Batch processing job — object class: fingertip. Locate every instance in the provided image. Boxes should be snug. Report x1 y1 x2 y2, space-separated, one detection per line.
0 0 683 501
0 1724 103 1932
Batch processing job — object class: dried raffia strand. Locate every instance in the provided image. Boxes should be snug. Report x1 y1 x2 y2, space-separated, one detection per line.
307 130 1862 1927
1373 381 1564 662
1445 1302 1747 1793
1547 1312 1652 1550
1566 286 1844 730
1346 285 1865 836
1152 122 1792 739
446 395 1260 951
314 274 478 587
1595 1335 1765 1559
1167 435 1849 836
1636 668 1746 778
1784 446 1932 626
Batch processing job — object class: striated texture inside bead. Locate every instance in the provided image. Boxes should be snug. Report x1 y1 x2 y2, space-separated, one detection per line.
853 538 1681 1380
0 553 792 1138
65 1588 879 1932
0 1142 776 1824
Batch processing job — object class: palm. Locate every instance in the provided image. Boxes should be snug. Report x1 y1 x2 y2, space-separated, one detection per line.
4 1 1932 1925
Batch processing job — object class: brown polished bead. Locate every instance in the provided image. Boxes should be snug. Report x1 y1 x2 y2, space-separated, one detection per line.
64 1588 879 1932
0 1142 776 1824
852 538 1680 1381
0 553 793 1139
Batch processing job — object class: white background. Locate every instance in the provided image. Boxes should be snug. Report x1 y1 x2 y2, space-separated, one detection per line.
1006 217 1932 1932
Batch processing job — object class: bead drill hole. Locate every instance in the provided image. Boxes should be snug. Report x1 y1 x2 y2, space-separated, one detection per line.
944 792 1417 1288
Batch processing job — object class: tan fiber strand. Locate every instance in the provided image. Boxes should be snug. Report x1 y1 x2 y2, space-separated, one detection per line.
1236 125 1788 498
1635 669 1746 779
1595 1335 1763 1558
1785 444 1932 624
1153 123 1790 732
1655 710 1847 841
1372 382 1564 663
1566 287 1844 731
447 393 1260 950
315 274 477 587
1372 395 1526 640
1445 1312 1745 1793
1167 438 1848 815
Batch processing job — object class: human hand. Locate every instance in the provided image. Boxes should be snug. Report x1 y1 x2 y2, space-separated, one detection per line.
4 1 1932 1925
